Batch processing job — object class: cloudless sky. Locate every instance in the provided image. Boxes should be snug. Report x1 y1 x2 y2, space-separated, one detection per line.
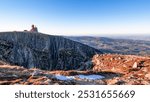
0 0 150 36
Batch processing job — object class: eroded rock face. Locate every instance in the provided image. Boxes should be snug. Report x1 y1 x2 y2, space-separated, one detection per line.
0 32 102 70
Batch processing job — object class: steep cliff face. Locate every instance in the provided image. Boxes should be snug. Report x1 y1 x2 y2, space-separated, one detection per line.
0 32 102 70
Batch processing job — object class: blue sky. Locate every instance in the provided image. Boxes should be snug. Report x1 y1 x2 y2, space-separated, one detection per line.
0 0 150 36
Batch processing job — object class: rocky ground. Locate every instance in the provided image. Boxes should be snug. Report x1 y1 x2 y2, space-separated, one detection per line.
0 54 150 85
0 63 117 85
92 54 150 85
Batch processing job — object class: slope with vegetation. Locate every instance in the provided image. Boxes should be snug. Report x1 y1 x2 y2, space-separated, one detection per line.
67 36 150 55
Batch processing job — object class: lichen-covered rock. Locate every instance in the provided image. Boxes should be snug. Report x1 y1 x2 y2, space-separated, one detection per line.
92 54 150 85
92 54 150 73
0 63 107 85
0 32 102 70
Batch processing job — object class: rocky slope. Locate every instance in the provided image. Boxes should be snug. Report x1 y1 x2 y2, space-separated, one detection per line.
0 54 149 85
92 54 150 85
0 32 102 70
0 61 114 85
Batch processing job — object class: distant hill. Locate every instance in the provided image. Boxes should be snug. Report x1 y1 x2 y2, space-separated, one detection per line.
0 32 102 70
110 35 150 41
66 36 150 55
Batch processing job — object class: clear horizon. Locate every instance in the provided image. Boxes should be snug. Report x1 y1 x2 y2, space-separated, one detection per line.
0 0 150 36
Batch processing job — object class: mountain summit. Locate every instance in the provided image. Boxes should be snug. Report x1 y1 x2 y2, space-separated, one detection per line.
0 32 102 70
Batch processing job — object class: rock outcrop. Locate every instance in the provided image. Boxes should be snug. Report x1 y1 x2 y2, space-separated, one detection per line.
0 62 118 85
92 54 150 85
0 32 102 70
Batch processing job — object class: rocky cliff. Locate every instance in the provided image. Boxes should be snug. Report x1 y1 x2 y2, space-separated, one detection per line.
0 32 102 70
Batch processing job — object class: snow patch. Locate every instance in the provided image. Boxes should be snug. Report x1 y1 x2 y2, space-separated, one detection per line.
55 74 104 81
77 75 104 80
55 75 74 81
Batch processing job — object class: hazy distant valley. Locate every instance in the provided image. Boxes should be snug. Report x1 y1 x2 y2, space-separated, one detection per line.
66 36 150 55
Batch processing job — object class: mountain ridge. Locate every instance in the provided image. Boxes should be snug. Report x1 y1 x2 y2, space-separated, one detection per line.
66 36 150 55
0 32 102 70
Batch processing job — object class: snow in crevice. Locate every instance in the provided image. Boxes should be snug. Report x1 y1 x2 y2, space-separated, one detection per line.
55 74 104 81
77 75 104 80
